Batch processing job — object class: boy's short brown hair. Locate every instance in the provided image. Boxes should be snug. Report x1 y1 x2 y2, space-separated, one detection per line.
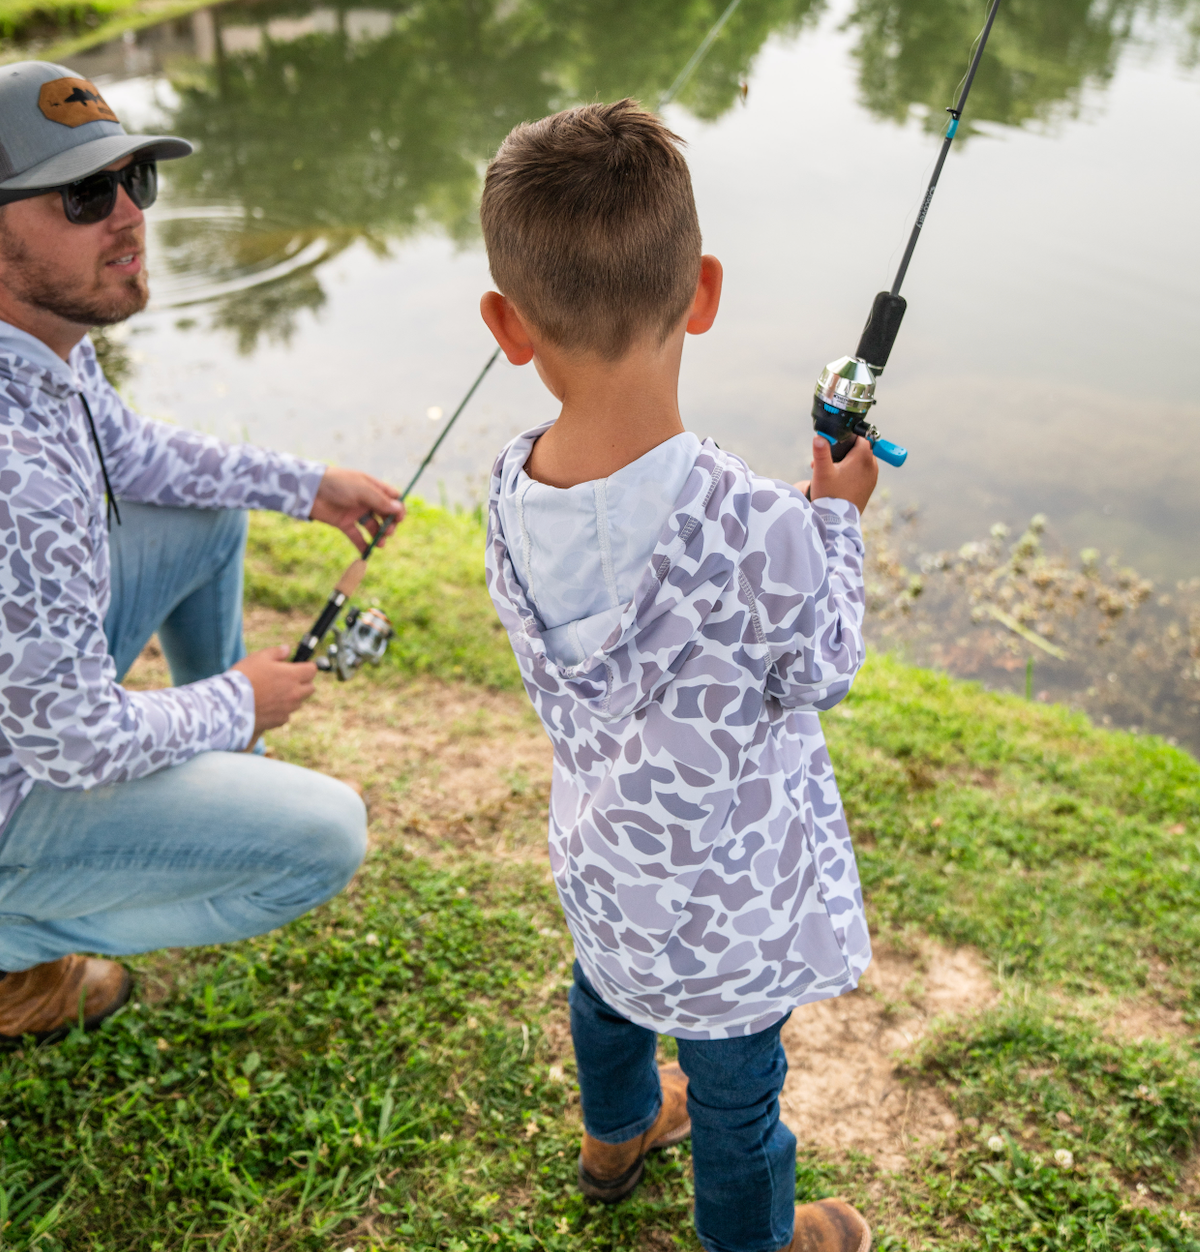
480 99 702 361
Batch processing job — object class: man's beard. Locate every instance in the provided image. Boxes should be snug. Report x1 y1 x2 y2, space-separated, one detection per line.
0 228 148 327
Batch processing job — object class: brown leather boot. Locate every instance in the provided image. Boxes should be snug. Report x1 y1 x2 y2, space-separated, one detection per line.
784 1200 872 1252
578 1061 691 1203
0 955 131 1044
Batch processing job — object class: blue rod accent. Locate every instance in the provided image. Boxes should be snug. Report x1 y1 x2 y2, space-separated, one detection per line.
946 117 959 138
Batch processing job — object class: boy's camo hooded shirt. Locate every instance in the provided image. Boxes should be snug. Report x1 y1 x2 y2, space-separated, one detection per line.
0 340 324 837
486 428 872 1039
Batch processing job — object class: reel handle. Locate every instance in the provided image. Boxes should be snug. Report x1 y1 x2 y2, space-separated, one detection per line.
816 429 907 467
871 437 908 467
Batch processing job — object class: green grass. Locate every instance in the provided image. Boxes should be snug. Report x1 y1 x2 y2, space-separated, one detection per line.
0 851 710 1250
898 1003 1200 1249
3 502 1199 1249
828 658 1200 1004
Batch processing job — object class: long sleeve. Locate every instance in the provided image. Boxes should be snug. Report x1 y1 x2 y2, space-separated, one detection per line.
0 445 255 794
72 338 325 518
753 491 866 711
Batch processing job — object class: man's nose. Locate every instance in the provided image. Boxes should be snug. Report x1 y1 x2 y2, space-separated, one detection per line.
109 183 144 230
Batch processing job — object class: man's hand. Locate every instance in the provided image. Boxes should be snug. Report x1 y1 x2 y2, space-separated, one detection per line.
232 646 317 741
793 435 878 515
311 467 405 555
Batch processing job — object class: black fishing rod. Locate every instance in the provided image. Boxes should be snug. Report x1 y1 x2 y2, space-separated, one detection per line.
811 0 1003 467
291 348 501 667
290 2 748 673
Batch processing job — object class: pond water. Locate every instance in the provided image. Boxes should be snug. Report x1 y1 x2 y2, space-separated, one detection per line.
23 0 1200 738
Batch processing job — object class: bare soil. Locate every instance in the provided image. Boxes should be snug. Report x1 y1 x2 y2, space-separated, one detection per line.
780 941 997 1171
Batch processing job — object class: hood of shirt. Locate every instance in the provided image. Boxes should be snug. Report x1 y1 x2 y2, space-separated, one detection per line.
0 319 81 400
489 424 761 724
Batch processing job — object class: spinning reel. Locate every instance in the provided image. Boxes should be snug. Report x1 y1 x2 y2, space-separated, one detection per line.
314 605 394 681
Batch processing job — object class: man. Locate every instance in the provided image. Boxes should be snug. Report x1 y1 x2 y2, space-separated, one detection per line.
0 61 401 1042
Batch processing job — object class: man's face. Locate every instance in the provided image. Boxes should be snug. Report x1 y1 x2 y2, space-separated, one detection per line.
0 154 148 328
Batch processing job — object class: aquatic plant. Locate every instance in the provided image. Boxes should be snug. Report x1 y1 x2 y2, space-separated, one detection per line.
864 503 1200 753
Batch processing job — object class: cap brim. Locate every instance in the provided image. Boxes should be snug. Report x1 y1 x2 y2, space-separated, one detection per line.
0 133 193 191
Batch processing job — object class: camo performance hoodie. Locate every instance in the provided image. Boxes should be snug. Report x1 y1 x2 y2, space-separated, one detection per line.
485 424 872 1040
0 335 325 838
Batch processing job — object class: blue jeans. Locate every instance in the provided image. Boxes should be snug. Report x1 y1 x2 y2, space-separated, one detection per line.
0 503 366 973
569 963 796 1252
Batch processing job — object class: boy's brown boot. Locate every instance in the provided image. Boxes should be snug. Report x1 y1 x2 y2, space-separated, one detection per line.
784 1200 872 1252
0 955 131 1044
578 1061 691 1203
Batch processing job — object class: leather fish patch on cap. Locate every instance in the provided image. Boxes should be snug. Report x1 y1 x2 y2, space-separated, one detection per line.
38 77 119 128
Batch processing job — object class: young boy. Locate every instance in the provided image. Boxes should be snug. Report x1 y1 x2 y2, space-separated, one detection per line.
479 99 876 1252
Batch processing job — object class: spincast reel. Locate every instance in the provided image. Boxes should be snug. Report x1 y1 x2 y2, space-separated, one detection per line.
811 293 908 468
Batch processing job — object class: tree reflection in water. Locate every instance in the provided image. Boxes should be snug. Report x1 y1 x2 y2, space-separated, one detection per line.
154 0 1199 351
158 0 818 349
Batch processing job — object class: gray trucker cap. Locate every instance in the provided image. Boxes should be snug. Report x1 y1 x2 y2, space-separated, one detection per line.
0 60 192 195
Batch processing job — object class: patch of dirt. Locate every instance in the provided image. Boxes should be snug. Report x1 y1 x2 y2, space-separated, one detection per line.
1103 998 1189 1043
780 940 997 1171
122 608 556 857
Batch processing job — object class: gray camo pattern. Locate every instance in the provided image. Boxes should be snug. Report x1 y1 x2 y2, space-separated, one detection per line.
487 426 872 1039
0 339 324 837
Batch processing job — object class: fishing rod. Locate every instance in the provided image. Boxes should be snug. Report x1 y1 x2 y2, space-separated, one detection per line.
289 2 748 675
291 348 501 671
811 0 1003 468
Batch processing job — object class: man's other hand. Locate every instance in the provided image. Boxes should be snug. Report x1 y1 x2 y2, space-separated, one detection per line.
233 646 317 741
793 435 878 515
311 467 405 554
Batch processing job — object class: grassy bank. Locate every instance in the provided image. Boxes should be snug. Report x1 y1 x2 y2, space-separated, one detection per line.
0 0 218 64
2 505 1199 1251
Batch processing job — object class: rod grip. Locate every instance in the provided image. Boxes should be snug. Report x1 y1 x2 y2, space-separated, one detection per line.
292 592 346 662
855 291 908 372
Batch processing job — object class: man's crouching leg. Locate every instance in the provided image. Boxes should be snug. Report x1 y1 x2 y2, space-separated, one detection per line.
0 753 366 1043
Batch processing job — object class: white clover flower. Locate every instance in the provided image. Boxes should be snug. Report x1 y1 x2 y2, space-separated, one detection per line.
364 932 379 946
1054 1149 1074 1168
988 1135 1004 1153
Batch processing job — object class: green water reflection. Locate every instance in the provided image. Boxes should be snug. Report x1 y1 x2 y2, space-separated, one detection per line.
160 0 818 347
150 0 1200 350
848 0 1191 134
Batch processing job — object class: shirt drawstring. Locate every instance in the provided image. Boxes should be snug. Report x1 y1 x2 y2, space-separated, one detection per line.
79 393 121 529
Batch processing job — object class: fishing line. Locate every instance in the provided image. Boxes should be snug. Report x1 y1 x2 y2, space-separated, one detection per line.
810 0 1003 469
292 347 501 662
659 0 745 108
291 0 753 667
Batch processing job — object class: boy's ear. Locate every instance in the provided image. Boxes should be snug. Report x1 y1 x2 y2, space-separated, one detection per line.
686 255 723 336
480 291 536 365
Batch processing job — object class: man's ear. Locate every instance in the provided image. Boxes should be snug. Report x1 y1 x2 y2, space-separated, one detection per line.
686 255 723 336
480 291 536 365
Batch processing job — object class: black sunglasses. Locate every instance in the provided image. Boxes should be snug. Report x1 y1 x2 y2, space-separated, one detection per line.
59 160 158 225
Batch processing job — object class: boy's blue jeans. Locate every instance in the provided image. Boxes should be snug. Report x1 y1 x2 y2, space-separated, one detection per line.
0 503 366 973
569 962 796 1252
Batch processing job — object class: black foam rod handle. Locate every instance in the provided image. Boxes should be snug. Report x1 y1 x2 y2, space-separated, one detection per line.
855 291 908 372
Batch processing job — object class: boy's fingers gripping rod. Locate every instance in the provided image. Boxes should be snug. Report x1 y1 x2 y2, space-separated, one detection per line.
292 1 749 664
812 0 1003 468
292 348 502 662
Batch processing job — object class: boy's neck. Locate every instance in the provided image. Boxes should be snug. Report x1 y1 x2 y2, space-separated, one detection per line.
525 333 686 489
